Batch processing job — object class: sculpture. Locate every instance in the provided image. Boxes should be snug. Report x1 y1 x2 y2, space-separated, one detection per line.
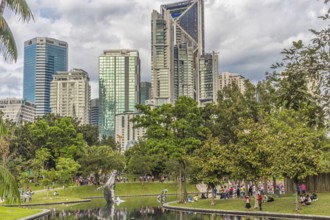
103 170 117 204
157 189 168 203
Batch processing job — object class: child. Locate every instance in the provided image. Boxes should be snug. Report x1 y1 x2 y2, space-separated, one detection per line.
245 195 251 211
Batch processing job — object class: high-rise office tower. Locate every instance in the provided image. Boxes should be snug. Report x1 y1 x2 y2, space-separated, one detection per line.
151 0 205 106
140 81 152 105
50 69 91 124
23 37 68 116
89 98 99 127
99 50 140 137
198 52 219 106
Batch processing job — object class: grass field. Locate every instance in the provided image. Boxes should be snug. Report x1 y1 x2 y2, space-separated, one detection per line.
5 183 330 219
173 192 330 216
23 182 197 204
0 206 41 220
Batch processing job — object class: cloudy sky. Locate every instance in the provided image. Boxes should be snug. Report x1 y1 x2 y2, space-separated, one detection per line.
0 0 328 99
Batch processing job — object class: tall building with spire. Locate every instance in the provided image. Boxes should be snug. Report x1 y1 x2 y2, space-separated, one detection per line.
99 50 140 137
151 0 217 106
23 37 68 116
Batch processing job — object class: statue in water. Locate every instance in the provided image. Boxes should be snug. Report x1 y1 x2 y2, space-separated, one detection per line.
157 189 168 203
100 170 117 204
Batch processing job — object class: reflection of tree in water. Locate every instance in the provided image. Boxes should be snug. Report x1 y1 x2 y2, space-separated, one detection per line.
50 206 285 220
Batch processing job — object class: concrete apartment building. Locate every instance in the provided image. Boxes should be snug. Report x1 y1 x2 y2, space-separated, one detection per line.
50 68 91 124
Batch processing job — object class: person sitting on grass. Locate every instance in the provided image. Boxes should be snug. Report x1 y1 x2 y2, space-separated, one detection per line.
310 192 318 201
266 195 274 202
193 195 199 202
302 194 312 206
300 194 306 204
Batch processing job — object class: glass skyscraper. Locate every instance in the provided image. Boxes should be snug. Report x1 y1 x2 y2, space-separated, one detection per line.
151 0 206 106
23 37 68 116
99 50 140 137
140 81 152 105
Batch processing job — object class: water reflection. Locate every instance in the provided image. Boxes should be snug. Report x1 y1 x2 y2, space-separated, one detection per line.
48 204 291 220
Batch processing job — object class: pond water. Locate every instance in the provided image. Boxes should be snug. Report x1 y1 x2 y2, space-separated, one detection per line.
34 197 294 220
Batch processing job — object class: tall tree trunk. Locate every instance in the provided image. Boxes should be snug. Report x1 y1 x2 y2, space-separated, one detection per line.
245 179 249 197
211 184 215 205
178 159 187 202
295 180 300 211
263 176 268 194
206 184 209 198
253 180 259 209
181 160 187 201
179 167 183 203
273 176 277 195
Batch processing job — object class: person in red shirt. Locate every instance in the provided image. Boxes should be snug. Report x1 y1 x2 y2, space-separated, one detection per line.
257 193 263 211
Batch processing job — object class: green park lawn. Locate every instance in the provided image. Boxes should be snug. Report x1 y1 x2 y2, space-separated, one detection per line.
5 183 330 219
0 206 41 220
25 182 197 204
173 192 330 216
1 182 191 219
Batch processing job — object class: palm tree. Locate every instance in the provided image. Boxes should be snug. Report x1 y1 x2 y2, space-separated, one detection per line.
0 0 33 62
0 118 19 204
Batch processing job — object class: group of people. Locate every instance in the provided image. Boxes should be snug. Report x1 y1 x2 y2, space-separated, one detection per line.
244 193 263 211
19 186 33 202
298 183 318 206
300 192 318 206
187 195 199 203
212 181 285 201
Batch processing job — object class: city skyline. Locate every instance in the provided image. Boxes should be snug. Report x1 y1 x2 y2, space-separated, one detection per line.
0 0 327 99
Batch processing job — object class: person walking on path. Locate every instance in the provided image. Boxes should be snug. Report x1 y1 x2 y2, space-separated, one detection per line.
245 195 251 211
257 193 263 211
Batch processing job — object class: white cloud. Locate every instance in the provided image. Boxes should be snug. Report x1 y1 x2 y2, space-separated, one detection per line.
0 0 327 98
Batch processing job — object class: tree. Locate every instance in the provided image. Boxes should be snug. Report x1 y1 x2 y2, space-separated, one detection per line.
98 135 117 150
28 117 85 167
268 1 329 119
125 141 166 178
56 157 80 187
209 82 259 145
269 108 326 211
0 0 34 62
234 117 276 207
0 117 19 204
76 124 99 146
127 154 154 177
0 117 10 166
133 97 209 202
191 135 233 205
31 148 52 185
0 165 19 203
79 145 125 183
